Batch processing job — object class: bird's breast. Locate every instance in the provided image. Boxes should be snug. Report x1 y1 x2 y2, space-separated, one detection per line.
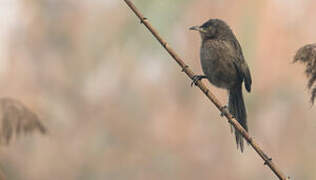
200 40 240 89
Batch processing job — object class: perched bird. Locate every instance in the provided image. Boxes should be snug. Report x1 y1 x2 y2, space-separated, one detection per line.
190 19 252 152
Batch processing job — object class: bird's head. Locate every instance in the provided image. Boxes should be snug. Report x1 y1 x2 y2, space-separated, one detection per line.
190 19 234 40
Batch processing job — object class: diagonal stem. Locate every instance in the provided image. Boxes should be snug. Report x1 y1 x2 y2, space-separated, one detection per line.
123 0 289 179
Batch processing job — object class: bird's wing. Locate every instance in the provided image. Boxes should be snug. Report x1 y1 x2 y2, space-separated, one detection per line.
224 40 252 92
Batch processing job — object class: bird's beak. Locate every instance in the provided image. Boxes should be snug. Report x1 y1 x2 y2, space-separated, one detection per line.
189 25 206 33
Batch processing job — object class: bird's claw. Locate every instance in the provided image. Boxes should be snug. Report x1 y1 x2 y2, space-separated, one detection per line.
220 105 229 117
191 75 206 87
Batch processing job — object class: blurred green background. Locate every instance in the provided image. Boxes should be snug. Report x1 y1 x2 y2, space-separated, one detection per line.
0 0 316 179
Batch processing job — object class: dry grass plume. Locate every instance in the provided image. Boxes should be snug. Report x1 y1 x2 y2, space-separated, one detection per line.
0 97 46 145
294 43 316 104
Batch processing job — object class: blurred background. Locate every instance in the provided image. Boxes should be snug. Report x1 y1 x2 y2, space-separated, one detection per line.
0 0 316 179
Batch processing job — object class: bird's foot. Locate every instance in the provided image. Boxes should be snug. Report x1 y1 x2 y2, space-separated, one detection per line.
191 75 207 87
220 105 229 117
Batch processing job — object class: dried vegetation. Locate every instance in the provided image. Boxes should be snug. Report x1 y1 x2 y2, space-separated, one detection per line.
0 98 46 145
294 43 316 104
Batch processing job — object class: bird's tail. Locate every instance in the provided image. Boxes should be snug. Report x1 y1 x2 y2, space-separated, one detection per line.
228 85 248 152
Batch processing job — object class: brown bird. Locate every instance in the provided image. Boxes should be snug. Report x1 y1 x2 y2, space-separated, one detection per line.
190 19 252 152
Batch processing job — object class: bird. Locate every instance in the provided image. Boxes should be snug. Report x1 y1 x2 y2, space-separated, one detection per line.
190 19 252 152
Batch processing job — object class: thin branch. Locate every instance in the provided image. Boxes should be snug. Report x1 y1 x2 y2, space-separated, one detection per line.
123 0 289 179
